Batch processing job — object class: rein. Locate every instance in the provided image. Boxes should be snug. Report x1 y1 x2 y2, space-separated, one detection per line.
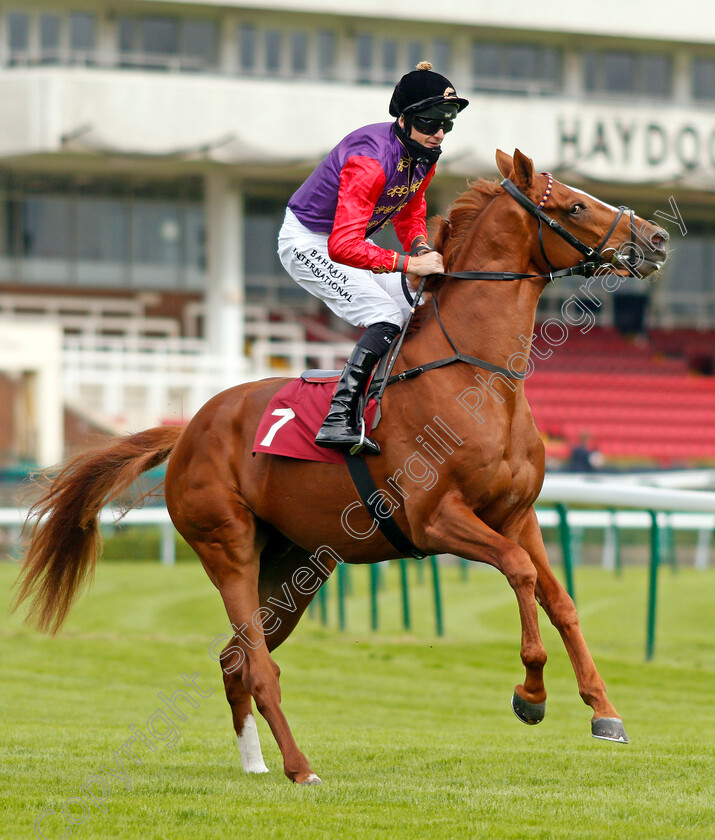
353 174 640 561
437 174 638 285
500 174 638 279
376 175 639 397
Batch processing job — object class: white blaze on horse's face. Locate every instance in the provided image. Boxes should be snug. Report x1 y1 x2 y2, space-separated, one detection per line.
546 176 669 277
567 185 620 215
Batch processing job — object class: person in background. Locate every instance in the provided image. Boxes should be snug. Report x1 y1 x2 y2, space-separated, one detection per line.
568 433 604 472
278 61 469 455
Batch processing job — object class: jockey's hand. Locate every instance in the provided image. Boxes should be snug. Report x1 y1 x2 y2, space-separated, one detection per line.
408 251 444 276
406 250 444 289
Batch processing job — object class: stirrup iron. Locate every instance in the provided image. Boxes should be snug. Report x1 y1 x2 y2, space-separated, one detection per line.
349 419 367 456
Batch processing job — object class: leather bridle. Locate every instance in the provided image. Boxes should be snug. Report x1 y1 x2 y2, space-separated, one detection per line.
500 173 638 280
390 173 641 390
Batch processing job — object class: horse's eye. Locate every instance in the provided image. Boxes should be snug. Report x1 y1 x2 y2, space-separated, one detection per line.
570 203 585 215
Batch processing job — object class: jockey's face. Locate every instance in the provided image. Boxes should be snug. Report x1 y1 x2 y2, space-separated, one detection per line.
398 115 445 149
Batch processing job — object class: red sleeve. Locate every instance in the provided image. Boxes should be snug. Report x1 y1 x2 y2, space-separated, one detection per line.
392 165 436 253
327 156 405 274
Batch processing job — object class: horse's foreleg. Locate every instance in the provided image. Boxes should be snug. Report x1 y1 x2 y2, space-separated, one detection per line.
516 508 627 742
417 495 548 717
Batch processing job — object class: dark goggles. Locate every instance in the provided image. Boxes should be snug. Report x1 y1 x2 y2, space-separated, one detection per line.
411 115 454 135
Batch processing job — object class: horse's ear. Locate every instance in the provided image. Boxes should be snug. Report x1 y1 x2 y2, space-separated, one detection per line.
495 150 513 178
512 149 535 192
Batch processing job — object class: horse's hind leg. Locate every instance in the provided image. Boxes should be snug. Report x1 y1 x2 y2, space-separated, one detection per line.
221 542 333 776
185 506 322 785
516 508 627 742
221 658 268 774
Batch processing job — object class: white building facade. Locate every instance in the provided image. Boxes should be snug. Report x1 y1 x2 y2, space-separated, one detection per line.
0 0 713 454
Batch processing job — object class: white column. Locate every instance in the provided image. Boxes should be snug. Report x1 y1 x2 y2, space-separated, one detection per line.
35 352 63 466
672 52 691 107
96 12 116 68
0 322 63 466
562 52 582 98
204 172 246 374
219 13 236 75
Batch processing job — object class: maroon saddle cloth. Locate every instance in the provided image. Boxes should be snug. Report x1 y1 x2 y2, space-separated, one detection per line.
252 373 378 464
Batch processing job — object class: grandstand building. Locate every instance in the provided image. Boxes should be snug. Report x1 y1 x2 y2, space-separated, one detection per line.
0 0 714 465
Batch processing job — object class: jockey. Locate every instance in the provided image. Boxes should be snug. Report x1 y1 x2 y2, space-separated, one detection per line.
278 62 469 455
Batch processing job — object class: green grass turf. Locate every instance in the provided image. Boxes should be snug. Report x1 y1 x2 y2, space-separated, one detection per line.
1 559 714 840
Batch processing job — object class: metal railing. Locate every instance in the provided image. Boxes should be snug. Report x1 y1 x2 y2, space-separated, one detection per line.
3 475 714 658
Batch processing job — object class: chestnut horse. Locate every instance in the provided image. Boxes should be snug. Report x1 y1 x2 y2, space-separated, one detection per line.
14 150 669 785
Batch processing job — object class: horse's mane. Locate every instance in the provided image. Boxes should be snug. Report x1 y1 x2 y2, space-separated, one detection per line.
406 178 502 335
431 178 502 270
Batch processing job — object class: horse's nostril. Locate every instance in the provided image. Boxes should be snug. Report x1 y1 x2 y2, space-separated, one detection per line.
651 228 669 249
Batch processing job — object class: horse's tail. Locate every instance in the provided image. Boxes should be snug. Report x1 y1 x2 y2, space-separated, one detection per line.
13 426 183 635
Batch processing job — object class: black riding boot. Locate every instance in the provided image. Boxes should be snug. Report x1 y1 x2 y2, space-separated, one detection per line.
315 346 381 455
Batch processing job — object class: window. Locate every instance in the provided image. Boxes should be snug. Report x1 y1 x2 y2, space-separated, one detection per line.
245 194 309 306
185 205 205 289
77 198 129 285
7 11 29 64
23 197 71 260
692 58 715 101
641 54 670 97
118 18 134 56
77 198 128 262
472 42 562 95
473 43 500 79
142 17 179 57
245 197 284 276
583 51 672 99
290 31 308 75
69 12 96 62
39 15 61 64
132 202 182 287
0 173 205 290
506 45 537 80
432 39 451 76
238 24 256 72
356 34 373 83
22 196 73 283
317 30 336 79
265 29 282 74
407 40 424 71
119 16 218 72
602 52 634 93
182 21 217 69
0 199 11 257
381 39 398 82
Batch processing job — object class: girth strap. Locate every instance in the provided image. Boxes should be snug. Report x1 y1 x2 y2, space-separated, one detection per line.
344 453 425 560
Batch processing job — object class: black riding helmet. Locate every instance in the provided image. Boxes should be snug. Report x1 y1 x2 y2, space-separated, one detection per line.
389 61 469 119
390 62 469 164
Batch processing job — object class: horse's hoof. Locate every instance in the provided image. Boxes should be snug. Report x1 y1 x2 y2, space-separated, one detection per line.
297 773 322 786
511 691 546 725
591 717 629 743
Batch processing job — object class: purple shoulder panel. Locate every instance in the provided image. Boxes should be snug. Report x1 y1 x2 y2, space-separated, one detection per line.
288 123 429 236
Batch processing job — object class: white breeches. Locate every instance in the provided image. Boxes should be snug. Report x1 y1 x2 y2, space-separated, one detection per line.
277 208 412 328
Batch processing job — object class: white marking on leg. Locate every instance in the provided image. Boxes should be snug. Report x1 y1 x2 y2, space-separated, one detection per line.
237 714 269 773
